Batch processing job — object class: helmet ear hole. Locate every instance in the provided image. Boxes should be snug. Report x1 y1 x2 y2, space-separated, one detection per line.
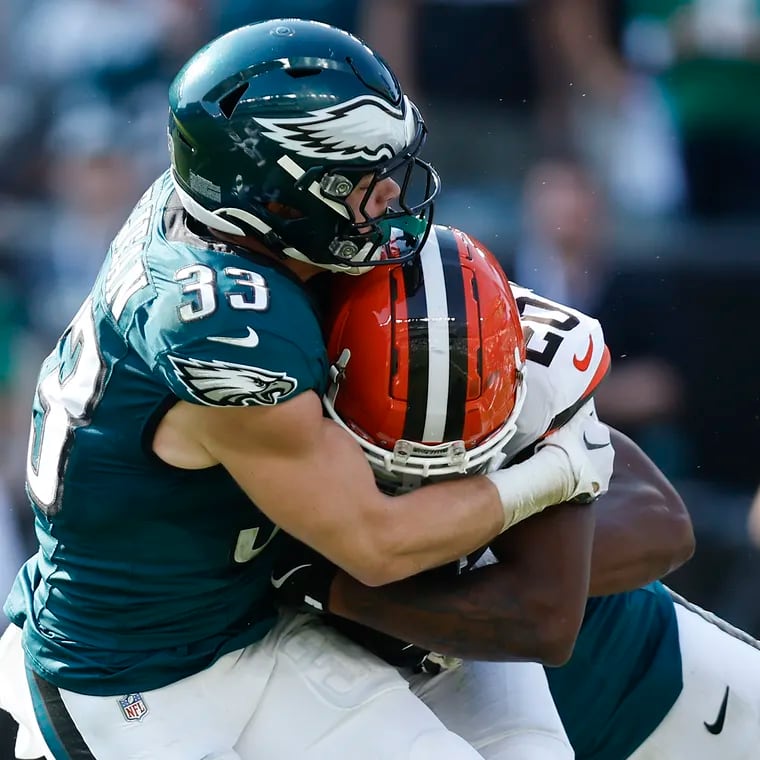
219 83 249 119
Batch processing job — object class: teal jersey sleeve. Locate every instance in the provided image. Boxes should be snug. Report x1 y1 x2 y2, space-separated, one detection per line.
146 274 327 408
131 219 329 407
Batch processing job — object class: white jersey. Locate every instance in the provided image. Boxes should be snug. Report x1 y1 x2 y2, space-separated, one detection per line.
503 283 611 462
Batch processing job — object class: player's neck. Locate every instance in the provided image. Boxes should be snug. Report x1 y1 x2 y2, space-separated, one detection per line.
210 230 323 281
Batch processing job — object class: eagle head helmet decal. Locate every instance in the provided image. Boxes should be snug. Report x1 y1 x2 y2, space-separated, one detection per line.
252 95 418 163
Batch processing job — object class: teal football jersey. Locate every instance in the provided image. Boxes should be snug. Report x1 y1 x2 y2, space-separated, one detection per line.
4 172 329 696
546 581 683 760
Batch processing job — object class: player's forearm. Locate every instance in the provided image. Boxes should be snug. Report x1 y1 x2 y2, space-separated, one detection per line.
588 430 694 595
329 561 574 665
373 476 504 584
589 485 693 595
332 501 596 665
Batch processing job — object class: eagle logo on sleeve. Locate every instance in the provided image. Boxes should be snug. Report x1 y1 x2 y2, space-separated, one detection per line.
168 356 297 406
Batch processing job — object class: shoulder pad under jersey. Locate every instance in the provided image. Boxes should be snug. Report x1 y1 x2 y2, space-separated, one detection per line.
502 283 611 460
151 266 327 407
118 183 328 407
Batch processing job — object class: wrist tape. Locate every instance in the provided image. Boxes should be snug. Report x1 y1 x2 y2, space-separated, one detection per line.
485 444 574 532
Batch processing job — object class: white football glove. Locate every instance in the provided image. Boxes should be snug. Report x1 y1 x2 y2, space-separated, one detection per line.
486 399 615 531
536 399 614 503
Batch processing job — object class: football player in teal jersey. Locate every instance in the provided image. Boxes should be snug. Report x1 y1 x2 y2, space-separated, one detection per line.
275 228 760 760
0 19 613 760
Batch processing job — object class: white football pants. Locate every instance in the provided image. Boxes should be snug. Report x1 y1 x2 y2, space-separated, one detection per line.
0 613 483 760
408 659 574 759
627 592 760 759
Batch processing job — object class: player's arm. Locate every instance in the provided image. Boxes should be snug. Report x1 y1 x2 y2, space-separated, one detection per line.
267 403 612 665
327 429 692 663
583 428 695 595
328 501 595 666
169 388 598 587
278 422 688 664
489 426 694 599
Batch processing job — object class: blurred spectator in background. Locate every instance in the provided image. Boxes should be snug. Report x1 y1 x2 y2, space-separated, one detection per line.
11 0 209 99
360 0 537 110
359 0 423 100
30 103 148 340
10 0 214 182
537 0 760 220
510 156 690 478
513 157 606 313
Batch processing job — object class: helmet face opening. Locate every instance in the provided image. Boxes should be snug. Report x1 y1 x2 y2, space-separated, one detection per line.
309 133 440 269
279 117 440 270
168 19 440 273
322 225 528 491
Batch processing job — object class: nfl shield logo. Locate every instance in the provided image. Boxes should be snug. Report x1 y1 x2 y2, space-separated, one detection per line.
118 693 148 721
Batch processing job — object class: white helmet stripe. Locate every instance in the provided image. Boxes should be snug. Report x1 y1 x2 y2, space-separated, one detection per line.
276 155 350 218
418 229 451 442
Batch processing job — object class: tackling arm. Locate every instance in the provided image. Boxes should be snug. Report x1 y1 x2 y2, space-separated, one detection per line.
329 501 594 666
179 390 501 586
166 389 597 587
300 427 692 664
490 428 693 598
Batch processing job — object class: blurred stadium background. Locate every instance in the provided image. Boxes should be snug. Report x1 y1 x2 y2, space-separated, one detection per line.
2 0 760 751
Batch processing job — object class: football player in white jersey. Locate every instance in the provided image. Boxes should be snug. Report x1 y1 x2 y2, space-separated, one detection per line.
270 224 691 758
274 224 760 759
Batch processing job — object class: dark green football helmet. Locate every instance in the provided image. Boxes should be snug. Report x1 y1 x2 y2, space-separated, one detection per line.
168 18 440 273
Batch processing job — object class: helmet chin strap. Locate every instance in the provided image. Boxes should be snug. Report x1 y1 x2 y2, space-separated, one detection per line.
174 168 424 274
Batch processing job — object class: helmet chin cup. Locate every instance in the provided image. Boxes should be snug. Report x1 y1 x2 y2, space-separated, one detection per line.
325 214 431 271
378 214 428 245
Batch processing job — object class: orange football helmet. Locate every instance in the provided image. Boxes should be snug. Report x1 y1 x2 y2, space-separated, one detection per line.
323 224 527 485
